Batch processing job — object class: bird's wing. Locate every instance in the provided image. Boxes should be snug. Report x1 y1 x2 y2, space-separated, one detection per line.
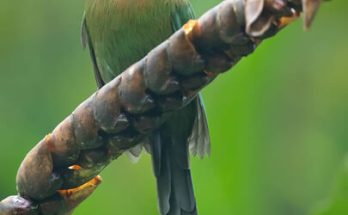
171 4 211 158
188 95 211 158
81 13 105 88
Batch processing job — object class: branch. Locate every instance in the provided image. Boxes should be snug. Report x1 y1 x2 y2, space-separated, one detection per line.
0 0 324 214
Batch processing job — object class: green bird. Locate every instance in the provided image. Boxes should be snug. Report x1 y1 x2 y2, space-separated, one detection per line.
82 0 210 214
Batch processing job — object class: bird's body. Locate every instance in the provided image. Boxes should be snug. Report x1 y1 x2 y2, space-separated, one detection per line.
82 0 210 214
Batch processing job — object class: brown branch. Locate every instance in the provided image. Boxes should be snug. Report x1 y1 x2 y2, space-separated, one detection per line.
0 0 324 214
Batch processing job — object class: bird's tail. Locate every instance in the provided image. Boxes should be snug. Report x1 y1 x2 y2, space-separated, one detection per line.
151 130 197 215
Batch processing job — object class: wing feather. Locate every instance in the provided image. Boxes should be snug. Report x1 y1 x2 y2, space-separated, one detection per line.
81 13 105 88
188 95 211 158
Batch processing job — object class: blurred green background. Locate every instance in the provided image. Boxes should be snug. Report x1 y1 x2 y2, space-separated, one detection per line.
0 1 347 214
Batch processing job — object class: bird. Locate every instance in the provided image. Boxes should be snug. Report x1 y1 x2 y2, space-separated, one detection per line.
81 0 210 214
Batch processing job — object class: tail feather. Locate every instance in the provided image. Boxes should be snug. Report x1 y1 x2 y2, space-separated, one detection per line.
151 133 197 215
151 100 198 215
170 141 195 213
172 169 196 214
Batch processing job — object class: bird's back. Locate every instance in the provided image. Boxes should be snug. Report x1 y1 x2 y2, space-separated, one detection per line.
84 0 178 82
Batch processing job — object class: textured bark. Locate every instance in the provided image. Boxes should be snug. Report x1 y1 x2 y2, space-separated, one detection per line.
0 0 324 214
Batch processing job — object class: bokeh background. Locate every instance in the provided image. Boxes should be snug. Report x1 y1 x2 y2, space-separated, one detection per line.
0 1 347 214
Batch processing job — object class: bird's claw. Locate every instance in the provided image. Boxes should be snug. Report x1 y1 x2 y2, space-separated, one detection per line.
60 175 102 211
244 0 324 37
302 0 322 30
285 0 326 29
0 176 102 215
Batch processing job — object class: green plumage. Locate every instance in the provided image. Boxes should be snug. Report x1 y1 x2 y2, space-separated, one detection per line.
82 0 210 214
84 0 194 82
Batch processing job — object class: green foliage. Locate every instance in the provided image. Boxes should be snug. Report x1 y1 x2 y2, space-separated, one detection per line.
312 157 348 215
0 0 347 214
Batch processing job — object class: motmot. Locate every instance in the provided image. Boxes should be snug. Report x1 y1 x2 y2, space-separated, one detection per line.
82 0 210 214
